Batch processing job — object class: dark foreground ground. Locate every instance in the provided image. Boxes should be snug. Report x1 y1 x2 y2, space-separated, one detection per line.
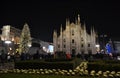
0 73 95 78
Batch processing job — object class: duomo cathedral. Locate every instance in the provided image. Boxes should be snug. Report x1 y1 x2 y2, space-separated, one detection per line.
53 14 97 55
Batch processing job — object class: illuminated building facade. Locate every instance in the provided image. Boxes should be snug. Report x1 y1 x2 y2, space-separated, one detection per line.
0 24 31 54
53 15 97 55
1 25 21 44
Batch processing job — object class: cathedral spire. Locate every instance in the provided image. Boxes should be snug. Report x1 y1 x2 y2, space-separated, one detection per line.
75 17 77 24
83 21 86 30
60 24 62 35
92 26 95 35
91 26 96 36
60 24 62 31
24 22 28 26
66 18 70 26
53 30 57 37
78 14 80 24
90 26 93 35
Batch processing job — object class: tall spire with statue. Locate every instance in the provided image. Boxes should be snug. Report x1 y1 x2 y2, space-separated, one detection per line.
78 14 80 24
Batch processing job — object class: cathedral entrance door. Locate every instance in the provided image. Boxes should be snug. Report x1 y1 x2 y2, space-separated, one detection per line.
72 49 76 57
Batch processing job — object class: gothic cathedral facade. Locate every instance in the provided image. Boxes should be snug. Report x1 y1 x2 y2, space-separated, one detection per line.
53 15 97 55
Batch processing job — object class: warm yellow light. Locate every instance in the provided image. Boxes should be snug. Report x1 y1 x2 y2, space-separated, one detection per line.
9 47 12 50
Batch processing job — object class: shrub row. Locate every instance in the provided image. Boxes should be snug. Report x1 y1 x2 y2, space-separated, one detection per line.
104 60 120 64
88 60 120 64
87 61 120 72
15 62 73 70
15 58 81 70
45 58 73 62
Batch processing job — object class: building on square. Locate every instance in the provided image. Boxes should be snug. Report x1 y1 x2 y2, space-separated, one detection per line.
0 25 21 54
53 14 98 55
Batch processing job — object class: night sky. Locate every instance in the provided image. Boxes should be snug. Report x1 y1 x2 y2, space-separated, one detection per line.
0 0 120 42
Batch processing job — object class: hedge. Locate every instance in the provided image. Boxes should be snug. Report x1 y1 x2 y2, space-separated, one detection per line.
15 58 81 70
87 60 120 72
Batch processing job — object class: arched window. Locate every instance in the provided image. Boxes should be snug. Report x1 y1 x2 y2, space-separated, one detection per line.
58 44 60 48
81 37 84 41
64 45 66 48
81 44 84 47
63 39 66 42
72 39 74 43
88 43 90 47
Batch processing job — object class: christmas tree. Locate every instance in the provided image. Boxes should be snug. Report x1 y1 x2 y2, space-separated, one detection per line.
18 23 31 54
